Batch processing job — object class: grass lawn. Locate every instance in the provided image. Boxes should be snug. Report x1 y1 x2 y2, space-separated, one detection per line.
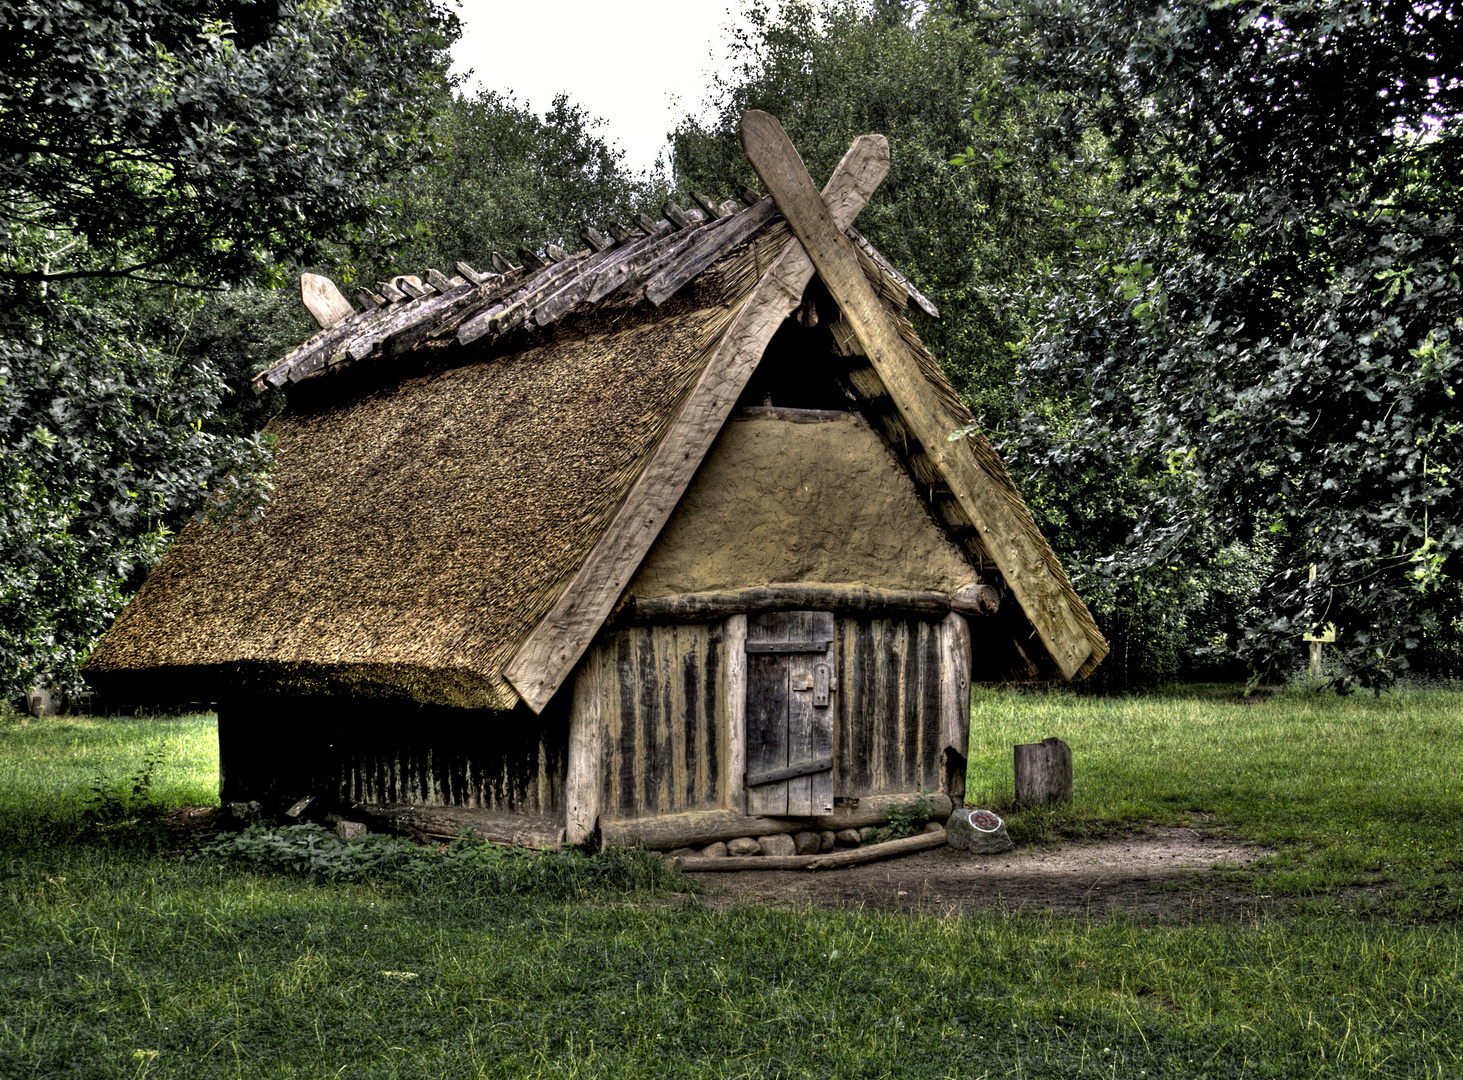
1 688 1461 1078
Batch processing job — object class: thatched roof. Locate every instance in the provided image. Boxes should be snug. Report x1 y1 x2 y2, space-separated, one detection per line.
88 121 1107 711
88 290 738 709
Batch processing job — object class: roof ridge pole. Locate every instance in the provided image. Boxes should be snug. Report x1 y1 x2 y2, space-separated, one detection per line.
738 108 1094 680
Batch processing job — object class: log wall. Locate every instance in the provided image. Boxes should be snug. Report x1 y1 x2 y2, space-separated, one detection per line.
595 622 727 820
588 612 956 827
833 615 946 797
217 696 569 816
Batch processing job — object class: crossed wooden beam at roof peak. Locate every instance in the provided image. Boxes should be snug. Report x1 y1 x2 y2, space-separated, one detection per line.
502 112 1098 712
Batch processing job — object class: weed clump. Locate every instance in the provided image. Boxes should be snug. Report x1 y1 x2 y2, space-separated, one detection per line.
80 747 170 850
191 823 684 898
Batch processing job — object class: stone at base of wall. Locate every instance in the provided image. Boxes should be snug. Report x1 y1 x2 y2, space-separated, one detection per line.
758 833 797 857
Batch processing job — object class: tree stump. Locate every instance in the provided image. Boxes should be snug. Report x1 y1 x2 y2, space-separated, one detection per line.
1013 737 1073 805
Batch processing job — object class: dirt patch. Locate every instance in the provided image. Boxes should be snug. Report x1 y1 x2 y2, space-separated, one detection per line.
683 827 1277 922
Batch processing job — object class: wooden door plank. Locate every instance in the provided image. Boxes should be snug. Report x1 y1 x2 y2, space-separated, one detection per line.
504 133 890 712
739 109 1094 681
785 651 816 816
745 651 789 816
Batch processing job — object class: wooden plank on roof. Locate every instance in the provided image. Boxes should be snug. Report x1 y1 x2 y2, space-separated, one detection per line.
739 108 1094 681
531 226 686 327
580 225 613 252
455 260 490 285
504 131 891 714
301 273 354 328
662 200 695 229
375 279 408 303
847 227 940 319
692 191 730 219
642 196 779 306
395 275 431 299
457 253 588 345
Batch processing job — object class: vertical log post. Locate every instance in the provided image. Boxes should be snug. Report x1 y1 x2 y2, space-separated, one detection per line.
938 612 972 804
1013 737 1073 806
565 650 602 846
725 613 747 814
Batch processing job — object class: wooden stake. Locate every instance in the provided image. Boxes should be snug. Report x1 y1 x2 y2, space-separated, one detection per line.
1013 737 1073 805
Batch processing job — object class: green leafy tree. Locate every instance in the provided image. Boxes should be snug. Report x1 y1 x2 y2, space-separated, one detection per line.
348 89 668 284
671 0 1126 429
1009 0 1462 688
0 0 459 701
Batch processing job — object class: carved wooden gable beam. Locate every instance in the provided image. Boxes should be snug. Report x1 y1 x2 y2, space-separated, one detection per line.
738 109 1095 681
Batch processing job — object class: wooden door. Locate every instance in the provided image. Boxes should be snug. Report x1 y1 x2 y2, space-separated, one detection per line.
745 610 836 816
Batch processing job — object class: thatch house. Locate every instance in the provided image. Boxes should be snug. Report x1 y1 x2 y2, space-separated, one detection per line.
86 113 1106 853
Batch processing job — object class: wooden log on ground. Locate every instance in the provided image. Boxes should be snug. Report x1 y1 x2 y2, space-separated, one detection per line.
675 829 946 872
806 828 946 869
603 792 951 850
1014 737 1073 805
355 804 564 850
811 792 951 832
630 584 952 623
602 809 809 850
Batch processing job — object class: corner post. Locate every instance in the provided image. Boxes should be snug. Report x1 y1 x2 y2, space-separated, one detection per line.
565 648 603 846
939 611 972 804
725 613 747 814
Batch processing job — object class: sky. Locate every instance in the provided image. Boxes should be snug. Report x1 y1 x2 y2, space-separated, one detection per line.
449 1 760 177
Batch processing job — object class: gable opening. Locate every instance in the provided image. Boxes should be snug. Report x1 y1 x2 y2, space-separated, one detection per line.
735 279 854 413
